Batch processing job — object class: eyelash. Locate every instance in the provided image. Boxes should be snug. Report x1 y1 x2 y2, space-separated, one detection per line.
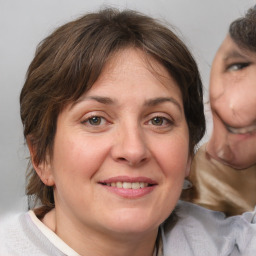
226 62 250 71
81 115 108 127
147 116 173 127
81 114 174 130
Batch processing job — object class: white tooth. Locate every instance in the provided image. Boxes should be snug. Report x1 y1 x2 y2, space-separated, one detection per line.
228 124 256 134
239 128 246 134
140 182 145 188
116 182 122 188
123 182 132 189
111 182 116 187
249 125 256 132
140 182 149 188
132 182 140 189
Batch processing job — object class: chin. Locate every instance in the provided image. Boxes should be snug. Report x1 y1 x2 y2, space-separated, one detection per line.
108 222 158 236
217 156 255 169
228 161 256 170
103 210 161 235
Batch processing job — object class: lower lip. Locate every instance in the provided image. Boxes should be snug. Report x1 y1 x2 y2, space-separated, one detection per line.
101 185 156 199
232 132 256 140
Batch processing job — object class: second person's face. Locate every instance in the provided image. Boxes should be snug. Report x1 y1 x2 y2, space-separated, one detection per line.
208 35 256 169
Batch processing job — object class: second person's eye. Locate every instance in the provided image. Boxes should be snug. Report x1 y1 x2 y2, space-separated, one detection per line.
227 62 250 71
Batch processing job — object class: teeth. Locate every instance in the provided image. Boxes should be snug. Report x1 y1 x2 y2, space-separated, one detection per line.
116 182 122 188
132 182 140 189
227 124 256 134
106 182 149 189
123 182 132 189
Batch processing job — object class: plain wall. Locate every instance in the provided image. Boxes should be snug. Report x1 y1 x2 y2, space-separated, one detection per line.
0 0 254 215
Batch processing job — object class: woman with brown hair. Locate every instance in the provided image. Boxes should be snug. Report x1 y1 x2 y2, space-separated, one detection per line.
0 7 249 256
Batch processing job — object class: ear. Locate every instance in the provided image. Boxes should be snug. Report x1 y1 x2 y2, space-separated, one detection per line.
185 156 192 177
27 137 55 186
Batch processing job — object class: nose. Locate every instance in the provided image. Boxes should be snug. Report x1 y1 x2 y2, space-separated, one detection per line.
111 124 149 167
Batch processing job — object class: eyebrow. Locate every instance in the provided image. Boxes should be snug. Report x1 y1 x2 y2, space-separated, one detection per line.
223 50 248 61
71 96 116 109
72 96 182 112
85 96 116 104
144 97 182 112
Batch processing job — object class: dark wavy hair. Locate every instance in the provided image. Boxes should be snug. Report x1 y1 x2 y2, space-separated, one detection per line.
20 8 205 211
229 6 256 52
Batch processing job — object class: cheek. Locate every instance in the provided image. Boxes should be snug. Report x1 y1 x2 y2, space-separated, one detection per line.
52 133 110 181
153 134 190 179
211 115 229 145
212 115 224 132
209 70 224 100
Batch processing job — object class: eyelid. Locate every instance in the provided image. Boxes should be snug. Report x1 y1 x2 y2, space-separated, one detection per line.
81 115 106 126
145 113 175 127
81 111 112 127
226 62 250 71
148 116 172 125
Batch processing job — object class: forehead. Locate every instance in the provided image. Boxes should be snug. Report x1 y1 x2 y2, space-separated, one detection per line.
92 48 182 95
72 48 183 108
104 48 171 79
214 35 255 62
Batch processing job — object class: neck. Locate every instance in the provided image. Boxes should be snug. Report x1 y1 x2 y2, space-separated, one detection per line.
42 208 158 256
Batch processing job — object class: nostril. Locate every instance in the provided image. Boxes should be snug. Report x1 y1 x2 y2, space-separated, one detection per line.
118 157 127 162
116 156 148 166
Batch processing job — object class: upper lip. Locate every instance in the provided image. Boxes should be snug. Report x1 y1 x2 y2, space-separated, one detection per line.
98 176 158 185
226 123 256 134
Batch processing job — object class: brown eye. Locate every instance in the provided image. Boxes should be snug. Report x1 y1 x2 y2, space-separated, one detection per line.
88 116 102 125
151 117 164 126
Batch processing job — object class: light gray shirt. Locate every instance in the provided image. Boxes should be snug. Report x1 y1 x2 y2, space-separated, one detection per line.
1 201 255 255
163 201 256 255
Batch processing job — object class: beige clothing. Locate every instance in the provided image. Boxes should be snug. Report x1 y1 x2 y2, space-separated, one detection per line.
181 143 256 216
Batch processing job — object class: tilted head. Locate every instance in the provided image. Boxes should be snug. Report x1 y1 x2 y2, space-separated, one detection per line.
207 6 256 169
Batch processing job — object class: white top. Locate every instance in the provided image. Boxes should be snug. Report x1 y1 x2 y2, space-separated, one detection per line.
28 210 79 255
1 201 256 256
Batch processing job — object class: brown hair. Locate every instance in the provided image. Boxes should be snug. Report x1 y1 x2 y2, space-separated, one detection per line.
20 8 205 210
229 6 256 52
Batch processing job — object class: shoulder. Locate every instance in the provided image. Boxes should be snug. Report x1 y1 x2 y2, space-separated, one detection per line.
0 211 65 256
162 201 236 256
231 208 256 256
0 212 27 255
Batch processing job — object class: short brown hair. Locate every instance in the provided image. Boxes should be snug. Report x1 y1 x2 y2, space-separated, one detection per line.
229 6 256 52
20 8 205 209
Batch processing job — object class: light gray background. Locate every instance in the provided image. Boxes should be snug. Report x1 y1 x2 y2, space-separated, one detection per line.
0 0 254 215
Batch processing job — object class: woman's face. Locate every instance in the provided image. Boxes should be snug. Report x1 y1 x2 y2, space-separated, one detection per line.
207 35 256 169
41 48 190 238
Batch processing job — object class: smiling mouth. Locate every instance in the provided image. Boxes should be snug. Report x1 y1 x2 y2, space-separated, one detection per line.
226 123 256 134
99 177 157 198
100 181 152 189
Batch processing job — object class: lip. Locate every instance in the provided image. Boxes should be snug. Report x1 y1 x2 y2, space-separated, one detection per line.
99 176 157 184
225 122 256 135
98 176 157 199
227 124 256 135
